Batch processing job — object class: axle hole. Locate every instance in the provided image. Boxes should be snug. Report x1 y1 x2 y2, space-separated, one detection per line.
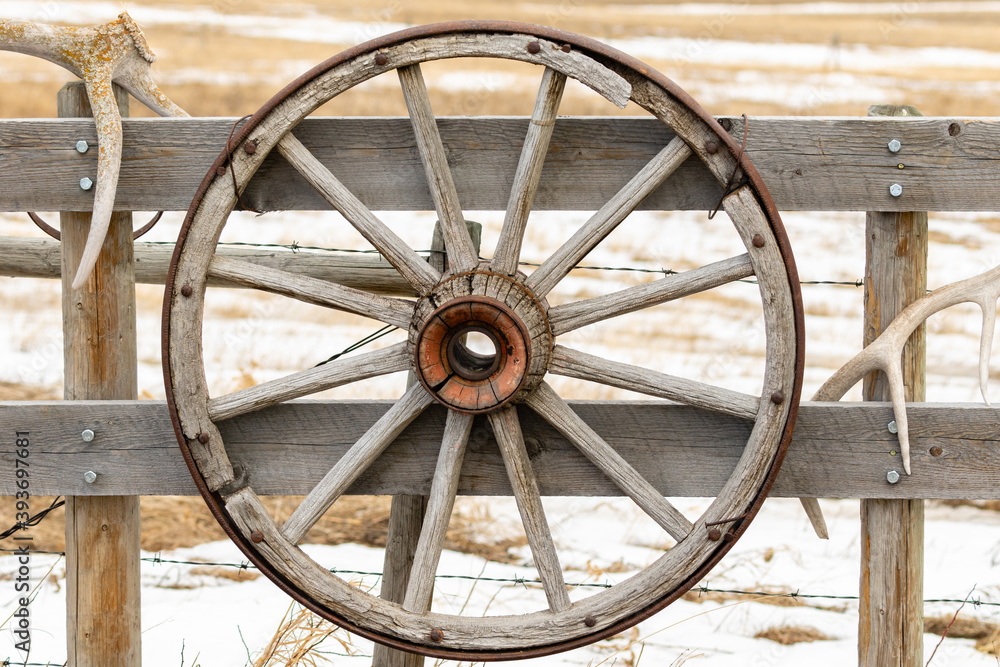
447 326 501 381
464 331 496 356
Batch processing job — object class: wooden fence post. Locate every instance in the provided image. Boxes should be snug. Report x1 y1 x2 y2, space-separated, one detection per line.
60 81 142 667
858 105 926 667
372 221 482 667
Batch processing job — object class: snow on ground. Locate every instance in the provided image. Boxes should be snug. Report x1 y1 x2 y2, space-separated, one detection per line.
3 498 1000 665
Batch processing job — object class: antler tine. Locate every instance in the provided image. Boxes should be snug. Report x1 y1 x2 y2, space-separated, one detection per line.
800 263 1000 537
977 294 997 406
815 263 1000 473
0 13 187 289
72 72 124 291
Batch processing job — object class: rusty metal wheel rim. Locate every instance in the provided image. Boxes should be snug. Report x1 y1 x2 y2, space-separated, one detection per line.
163 20 805 661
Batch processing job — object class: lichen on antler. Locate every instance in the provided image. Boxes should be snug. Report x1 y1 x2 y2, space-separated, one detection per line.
816 263 1000 474
0 12 188 289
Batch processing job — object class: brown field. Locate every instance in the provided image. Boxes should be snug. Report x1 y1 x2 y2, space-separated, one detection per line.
0 0 997 118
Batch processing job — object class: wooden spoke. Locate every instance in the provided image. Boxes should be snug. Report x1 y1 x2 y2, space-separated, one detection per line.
277 133 440 294
526 136 692 297
208 255 415 329
491 68 567 277
401 410 474 613
207 342 410 423
549 345 759 420
281 384 433 544
526 383 694 542
549 253 753 335
489 406 571 613
398 64 479 273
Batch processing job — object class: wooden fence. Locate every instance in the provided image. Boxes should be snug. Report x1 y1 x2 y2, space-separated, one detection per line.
2 85 999 665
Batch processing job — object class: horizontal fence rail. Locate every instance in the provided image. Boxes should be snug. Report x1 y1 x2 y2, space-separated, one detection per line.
0 116 997 213
2 400 997 499
0 235 417 295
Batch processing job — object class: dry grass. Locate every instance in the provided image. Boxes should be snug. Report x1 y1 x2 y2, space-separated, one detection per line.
189 564 261 582
252 603 358 666
754 625 831 645
681 585 848 613
0 381 58 400
1 2 998 119
925 613 998 640
924 614 1000 656
935 499 1000 513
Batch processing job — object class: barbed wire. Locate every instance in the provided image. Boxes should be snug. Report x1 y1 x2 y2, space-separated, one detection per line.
142 240 865 287
3 548 999 608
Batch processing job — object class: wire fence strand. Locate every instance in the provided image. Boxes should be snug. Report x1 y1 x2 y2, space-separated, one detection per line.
2 548 998 609
142 240 865 287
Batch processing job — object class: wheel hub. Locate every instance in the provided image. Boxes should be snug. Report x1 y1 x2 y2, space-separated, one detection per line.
411 271 552 413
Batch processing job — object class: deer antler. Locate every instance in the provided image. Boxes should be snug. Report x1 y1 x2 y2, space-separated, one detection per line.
799 263 1000 538
0 12 188 289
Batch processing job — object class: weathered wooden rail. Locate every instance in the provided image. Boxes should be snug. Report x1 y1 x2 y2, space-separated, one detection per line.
3 109 999 667
0 116 997 214
3 400 998 499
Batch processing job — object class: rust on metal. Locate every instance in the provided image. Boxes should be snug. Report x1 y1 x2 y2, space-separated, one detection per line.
752 234 765 248
771 391 785 405
429 629 445 643
414 295 531 414
226 115 262 214
584 616 597 627
707 113 751 220
196 432 210 445
707 528 722 541
179 285 193 298
930 446 943 457
251 530 264 543
527 41 541 54
375 53 389 66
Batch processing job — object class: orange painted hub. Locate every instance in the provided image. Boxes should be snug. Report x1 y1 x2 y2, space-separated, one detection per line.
415 296 531 413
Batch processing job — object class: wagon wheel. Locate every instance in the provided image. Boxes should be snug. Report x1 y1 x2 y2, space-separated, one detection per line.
164 21 803 660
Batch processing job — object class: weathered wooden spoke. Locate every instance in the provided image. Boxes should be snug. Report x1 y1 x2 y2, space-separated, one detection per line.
166 22 801 660
526 383 694 541
281 384 433 545
525 136 692 298
402 410 474 613
398 64 479 273
549 345 759 420
277 133 440 294
549 253 754 336
208 343 410 423
491 67 567 277
489 405 572 612
208 255 415 329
